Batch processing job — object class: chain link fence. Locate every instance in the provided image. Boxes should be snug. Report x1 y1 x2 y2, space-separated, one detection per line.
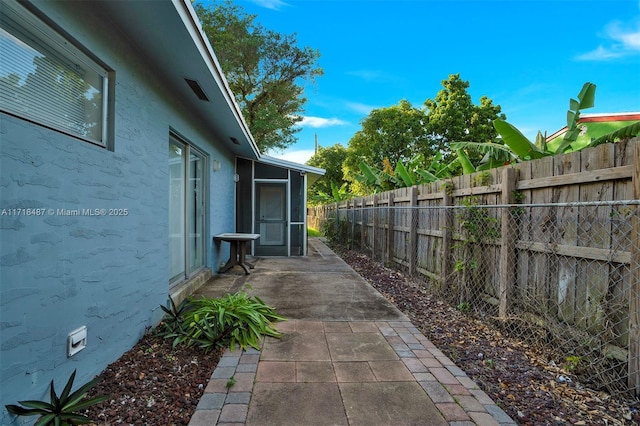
319 200 640 398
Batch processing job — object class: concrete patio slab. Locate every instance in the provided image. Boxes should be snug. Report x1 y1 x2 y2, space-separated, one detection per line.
339 382 448 426
260 331 331 361
246 383 348 426
188 238 516 426
325 332 398 361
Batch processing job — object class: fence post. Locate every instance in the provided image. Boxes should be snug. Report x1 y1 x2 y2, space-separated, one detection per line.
334 202 339 241
409 187 418 275
629 141 640 396
499 168 517 318
441 182 453 294
349 199 355 250
372 195 378 260
361 197 366 250
386 192 395 266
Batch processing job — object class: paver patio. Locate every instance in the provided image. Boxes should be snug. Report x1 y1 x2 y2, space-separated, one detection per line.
188 238 516 425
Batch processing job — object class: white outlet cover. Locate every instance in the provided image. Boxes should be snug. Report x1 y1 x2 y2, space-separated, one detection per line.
68 326 87 357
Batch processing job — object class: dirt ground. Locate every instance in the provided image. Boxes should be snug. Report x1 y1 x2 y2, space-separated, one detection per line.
84 245 640 425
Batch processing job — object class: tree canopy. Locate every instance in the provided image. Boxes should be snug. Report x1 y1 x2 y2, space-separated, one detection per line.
193 1 323 153
306 143 349 204
425 73 506 165
343 100 433 194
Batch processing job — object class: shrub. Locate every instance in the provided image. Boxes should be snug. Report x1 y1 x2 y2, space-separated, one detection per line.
157 292 286 352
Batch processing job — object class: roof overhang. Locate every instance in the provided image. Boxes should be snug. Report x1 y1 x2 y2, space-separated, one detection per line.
258 155 326 186
49 0 261 159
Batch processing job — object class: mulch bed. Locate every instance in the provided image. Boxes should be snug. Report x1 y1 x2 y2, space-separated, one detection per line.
83 244 640 425
331 244 639 426
84 335 223 425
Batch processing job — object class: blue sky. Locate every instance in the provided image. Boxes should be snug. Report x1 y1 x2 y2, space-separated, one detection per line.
230 0 640 164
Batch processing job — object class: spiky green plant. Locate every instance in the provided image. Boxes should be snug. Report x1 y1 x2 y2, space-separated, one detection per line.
5 370 109 425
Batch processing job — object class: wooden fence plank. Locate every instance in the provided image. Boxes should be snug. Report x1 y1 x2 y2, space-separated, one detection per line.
530 156 554 316
554 151 581 324
441 181 453 293
499 167 517 317
629 140 640 395
308 138 639 396
386 192 394 265
409 187 418 275
577 144 615 333
517 165 633 190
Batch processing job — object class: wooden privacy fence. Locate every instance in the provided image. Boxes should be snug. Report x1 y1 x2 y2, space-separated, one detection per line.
308 138 640 397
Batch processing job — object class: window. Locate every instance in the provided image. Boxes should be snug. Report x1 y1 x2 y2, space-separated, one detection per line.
0 1 110 146
169 135 207 285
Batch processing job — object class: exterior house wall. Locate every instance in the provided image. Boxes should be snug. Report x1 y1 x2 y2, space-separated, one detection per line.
0 2 235 423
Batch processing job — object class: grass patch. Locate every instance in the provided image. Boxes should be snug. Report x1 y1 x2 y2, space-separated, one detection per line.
307 227 322 237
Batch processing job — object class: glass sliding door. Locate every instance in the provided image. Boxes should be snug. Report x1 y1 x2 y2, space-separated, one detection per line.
169 135 206 286
188 151 205 273
169 139 186 282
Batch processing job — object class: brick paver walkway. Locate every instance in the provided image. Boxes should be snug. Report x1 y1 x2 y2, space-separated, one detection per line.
189 320 516 426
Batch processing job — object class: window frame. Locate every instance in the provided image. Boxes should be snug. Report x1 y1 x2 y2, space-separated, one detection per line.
0 0 111 147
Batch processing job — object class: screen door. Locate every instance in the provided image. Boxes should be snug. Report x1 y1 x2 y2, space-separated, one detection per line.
255 182 287 255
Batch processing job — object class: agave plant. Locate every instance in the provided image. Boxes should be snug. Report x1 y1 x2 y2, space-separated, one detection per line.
5 369 109 425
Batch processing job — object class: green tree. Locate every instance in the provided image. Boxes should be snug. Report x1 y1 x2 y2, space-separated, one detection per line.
306 144 349 204
425 74 505 165
343 100 433 194
193 1 323 152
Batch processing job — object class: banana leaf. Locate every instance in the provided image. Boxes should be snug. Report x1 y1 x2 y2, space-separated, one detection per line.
456 149 476 174
493 119 547 160
394 160 414 187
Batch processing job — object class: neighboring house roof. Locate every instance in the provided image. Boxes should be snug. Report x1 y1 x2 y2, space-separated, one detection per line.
546 112 640 151
547 112 640 141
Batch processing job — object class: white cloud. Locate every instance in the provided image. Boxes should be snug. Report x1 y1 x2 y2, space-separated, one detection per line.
248 0 289 10
577 19 640 61
298 116 348 128
576 45 627 61
271 149 315 164
345 102 377 115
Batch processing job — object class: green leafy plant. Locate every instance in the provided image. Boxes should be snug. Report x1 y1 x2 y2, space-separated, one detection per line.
158 292 286 353
452 82 600 172
563 355 582 372
356 153 457 193
185 293 286 351
457 302 470 313
320 215 350 244
226 376 236 388
157 296 193 336
311 182 352 205
589 121 640 147
451 197 500 308
5 370 109 425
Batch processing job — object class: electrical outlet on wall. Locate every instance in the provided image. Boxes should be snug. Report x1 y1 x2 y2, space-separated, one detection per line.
68 326 87 357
